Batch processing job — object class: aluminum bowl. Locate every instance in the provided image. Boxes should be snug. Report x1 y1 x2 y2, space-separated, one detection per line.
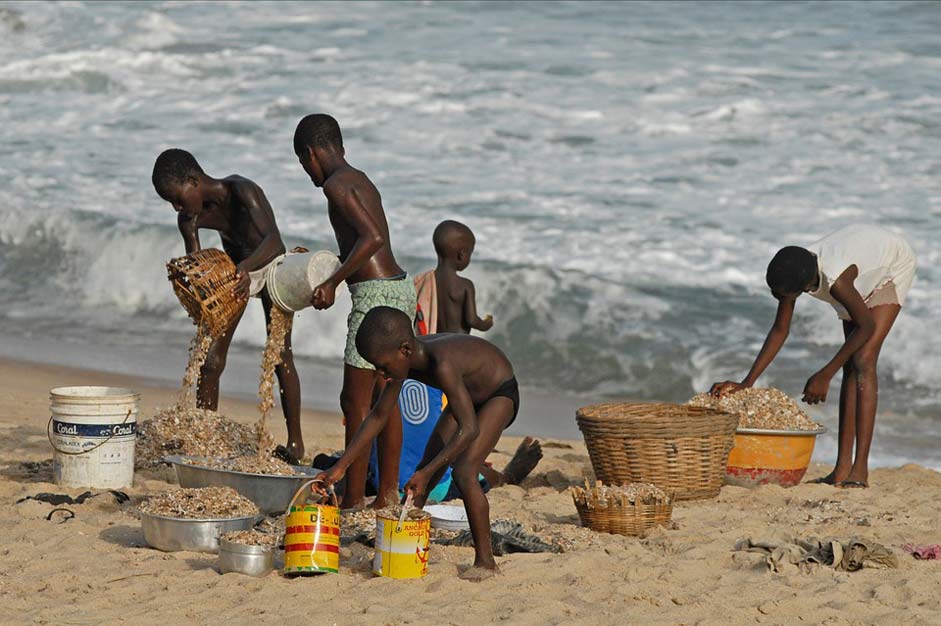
218 539 275 577
140 511 258 553
165 455 320 515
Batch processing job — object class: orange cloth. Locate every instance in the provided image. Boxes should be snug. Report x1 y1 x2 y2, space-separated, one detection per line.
413 270 437 336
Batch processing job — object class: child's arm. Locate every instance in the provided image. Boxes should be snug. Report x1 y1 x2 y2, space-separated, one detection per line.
462 281 493 332
802 266 874 404
313 379 403 488
710 295 796 397
231 183 287 298
403 368 479 498
177 212 200 254
311 183 385 310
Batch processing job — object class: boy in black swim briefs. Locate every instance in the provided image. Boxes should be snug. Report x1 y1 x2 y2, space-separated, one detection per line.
315 306 519 578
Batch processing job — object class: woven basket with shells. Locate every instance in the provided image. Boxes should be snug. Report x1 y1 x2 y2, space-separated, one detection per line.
571 480 673 537
167 248 246 338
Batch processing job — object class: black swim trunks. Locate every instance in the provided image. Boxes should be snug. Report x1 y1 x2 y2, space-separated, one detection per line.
474 377 520 427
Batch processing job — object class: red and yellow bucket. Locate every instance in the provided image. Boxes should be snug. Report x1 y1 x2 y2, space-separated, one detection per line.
726 427 827 487
373 509 431 579
283 481 340 575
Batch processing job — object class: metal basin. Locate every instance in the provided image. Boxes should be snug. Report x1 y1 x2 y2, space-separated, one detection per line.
165 455 320 515
218 539 275 577
140 511 258 553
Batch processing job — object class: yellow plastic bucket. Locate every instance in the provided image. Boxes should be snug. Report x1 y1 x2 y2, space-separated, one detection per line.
373 510 431 579
283 481 340 575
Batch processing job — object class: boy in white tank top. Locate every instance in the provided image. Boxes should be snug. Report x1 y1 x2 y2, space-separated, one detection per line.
710 225 916 489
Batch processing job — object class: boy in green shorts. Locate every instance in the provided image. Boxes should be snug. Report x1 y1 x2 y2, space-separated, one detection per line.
294 113 415 508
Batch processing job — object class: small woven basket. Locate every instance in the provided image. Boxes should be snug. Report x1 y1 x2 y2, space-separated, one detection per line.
167 249 246 338
576 402 738 501
571 481 673 537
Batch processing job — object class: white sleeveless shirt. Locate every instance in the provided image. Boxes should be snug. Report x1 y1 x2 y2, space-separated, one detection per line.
807 225 916 319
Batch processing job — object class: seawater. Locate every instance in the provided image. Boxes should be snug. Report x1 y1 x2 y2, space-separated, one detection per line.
1 1 940 467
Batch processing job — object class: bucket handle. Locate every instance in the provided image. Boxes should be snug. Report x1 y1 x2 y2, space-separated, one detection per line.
47 409 133 457
285 479 338 517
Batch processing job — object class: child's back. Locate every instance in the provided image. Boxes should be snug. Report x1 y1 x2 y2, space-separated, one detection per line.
432 220 493 334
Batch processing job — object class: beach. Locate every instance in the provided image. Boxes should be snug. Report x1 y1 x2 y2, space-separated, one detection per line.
2 357 939 626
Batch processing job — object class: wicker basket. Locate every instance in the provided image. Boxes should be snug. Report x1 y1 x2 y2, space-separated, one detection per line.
576 402 738 501
167 249 246 338
571 481 673 537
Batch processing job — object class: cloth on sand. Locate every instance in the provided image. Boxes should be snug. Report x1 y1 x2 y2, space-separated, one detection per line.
436 519 560 555
807 224 916 321
903 544 941 560
413 269 438 335
345 275 417 370
735 536 898 572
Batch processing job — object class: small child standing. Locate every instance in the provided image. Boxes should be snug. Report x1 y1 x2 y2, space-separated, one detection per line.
414 220 493 335
315 306 520 578
711 224 916 489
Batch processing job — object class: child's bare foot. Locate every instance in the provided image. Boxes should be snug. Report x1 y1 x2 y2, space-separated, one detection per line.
273 444 301 466
459 563 499 581
502 437 543 485
340 497 367 511
368 488 400 510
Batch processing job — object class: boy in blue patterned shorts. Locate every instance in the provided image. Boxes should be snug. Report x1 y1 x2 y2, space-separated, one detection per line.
294 113 416 509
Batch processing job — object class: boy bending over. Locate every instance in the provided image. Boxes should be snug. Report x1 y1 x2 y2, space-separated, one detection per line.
711 225 916 489
316 306 519 576
152 149 304 460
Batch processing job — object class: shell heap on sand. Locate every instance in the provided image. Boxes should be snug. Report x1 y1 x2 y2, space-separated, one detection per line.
221 530 280 547
135 406 260 469
688 387 822 431
188 455 301 476
571 481 670 509
138 486 258 519
136 305 296 473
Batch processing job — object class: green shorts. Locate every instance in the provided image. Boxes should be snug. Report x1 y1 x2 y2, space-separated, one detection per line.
345 275 417 370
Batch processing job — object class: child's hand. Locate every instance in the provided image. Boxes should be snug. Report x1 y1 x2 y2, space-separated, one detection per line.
481 314 494 331
312 468 342 494
291 246 310 254
403 471 430 501
709 381 746 398
802 370 831 405
232 265 251 300
312 279 336 310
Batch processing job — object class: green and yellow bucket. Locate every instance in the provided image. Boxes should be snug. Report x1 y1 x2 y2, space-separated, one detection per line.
283 481 340 575
725 427 827 488
373 508 431 579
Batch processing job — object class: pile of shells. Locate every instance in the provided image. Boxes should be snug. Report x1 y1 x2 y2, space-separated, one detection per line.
689 387 821 430
571 481 670 508
138 487 258 519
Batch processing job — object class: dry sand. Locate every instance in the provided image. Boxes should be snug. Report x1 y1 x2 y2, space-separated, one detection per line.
1 357 940 625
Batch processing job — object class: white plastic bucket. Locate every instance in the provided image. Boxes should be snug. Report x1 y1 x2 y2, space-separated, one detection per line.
265 251 342 313
49 386 139 489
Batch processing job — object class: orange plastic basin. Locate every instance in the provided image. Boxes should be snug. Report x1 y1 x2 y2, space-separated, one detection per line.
725 427 827 488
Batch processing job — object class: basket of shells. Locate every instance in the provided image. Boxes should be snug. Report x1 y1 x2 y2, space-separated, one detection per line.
571 480 673 537
166 248 246 338
576 402 738 501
